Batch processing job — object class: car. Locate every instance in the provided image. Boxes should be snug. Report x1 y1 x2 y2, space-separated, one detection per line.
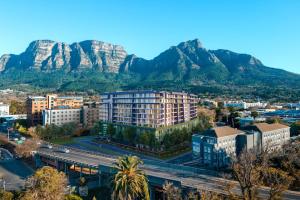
58 148 70 153
40 144 53 149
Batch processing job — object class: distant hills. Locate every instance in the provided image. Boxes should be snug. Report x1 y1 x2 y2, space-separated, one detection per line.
0 39 299 101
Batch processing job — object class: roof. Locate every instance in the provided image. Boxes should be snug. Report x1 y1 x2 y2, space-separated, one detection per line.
203 126 243 138
254 123 289 133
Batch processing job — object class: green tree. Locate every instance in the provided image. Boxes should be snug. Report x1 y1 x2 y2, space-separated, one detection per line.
122 127 137 144
112 156 150 200
107 124 116 139
250 111 259 119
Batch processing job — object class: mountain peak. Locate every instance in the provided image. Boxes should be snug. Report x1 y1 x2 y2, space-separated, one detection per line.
178 39 204 49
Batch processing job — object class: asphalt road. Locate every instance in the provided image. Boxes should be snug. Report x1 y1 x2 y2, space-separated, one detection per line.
37 145 300 200
0 159 34 191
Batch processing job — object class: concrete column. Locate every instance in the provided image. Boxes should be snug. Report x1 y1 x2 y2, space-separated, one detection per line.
64 162 67 174
149 186 154 200
98 171 102 186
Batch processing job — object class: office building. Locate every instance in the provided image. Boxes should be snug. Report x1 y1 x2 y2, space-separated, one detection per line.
192 126 243 167
42 108 82 126
27 94 83 126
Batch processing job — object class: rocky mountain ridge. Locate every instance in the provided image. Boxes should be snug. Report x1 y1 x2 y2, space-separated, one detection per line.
0 38 299 90
0 40 127 72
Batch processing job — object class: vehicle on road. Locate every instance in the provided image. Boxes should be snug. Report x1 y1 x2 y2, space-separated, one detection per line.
58 148 70 153
40 144 53 149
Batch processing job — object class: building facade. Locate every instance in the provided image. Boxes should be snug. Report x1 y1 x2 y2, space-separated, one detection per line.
244 123 290 151
192 126 243 168
42 108 82 126
82 102 101 128
99 91 197 128
27 94 83 126
193 123 291 167
0 102 9 116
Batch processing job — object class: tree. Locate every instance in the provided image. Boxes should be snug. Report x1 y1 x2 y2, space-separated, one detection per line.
22 166 67 200
231 149 262 200
163 181 182 200
250 111 259 119
107 124 116 139
263 167 294 200
15 139 39 158
64 194 83 200
112 156 150 200
0 189 14 200
122 127 136 144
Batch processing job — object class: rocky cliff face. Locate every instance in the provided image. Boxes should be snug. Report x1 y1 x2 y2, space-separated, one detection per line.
0 40 127 72
0 38 298 85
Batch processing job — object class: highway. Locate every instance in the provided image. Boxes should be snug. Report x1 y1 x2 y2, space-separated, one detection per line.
37 145 300 200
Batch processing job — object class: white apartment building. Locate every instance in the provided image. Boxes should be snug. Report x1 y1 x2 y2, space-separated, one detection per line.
42 108 82 126
0 102 9 116
99 91 197 128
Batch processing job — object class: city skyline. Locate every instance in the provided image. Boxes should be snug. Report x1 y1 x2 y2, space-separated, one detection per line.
0 0 299 73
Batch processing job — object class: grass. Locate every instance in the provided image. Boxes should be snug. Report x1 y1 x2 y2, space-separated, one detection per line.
48 137 75 145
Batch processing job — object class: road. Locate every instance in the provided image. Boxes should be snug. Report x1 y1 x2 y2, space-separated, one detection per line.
0 159 34 191
37 145 300 200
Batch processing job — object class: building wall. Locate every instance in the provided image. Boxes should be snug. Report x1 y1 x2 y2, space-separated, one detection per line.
0 103 9 116
192 133 238 168
27 95 83 126
261 128 290 151
42 108 82 126
82 102 101 128
99 91 197 128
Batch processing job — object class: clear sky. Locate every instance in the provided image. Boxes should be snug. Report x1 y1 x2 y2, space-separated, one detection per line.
0 0 299 73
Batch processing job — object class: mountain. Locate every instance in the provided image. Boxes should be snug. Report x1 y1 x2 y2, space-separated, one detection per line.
0 39 299 100
0 40 127 72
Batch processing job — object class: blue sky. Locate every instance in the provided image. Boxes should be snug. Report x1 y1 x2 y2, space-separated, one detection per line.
0 0 299 73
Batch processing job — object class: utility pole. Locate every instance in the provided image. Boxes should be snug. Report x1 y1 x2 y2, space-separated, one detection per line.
7 128 10 141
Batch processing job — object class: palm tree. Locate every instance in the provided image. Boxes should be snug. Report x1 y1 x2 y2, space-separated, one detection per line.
112 155 150 200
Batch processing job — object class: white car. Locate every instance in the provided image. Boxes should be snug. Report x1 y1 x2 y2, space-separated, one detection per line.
58 148 70 153
41 144 53 149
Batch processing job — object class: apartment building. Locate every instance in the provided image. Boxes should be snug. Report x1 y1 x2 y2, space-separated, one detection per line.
0 102 9 116
192 126 243 167
27 94 83 126
99 90 197 128
42 108 82 126
82 102 101 128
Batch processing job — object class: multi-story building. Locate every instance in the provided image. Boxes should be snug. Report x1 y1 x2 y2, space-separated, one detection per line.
193 123 290 167
224 101 267 109
99 90 197 128
0 102 10 116
42 108 82 126
193 126 243 167
82 102 101 128
243 123 290 151
27 94 83 126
